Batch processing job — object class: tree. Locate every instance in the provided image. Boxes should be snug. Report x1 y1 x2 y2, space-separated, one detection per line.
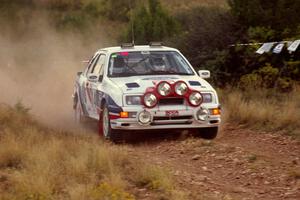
175 6 237 85
228 0 300 33
123 0 179 44
100 0 137 21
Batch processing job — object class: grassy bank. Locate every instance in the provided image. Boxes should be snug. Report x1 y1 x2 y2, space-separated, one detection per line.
0 104 185 200
220 86 300 138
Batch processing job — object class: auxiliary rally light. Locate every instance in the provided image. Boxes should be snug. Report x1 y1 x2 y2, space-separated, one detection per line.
143 81 205 108
211 108 221 115
174 81 188 96
138 111 152 124
143 93 158 108
157 81 171 96
120 112 129 118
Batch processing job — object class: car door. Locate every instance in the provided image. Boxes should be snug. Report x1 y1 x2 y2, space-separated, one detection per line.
82 53 100 117
87 53 107 119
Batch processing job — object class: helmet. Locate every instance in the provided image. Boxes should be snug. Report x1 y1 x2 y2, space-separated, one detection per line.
113 56 125 74
152 57 166 71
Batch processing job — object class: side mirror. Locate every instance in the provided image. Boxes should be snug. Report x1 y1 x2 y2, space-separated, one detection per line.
77 72 83 76
88 74 98 82
198 70 210 79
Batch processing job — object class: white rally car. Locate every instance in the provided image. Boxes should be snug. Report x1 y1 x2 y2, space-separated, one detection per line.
73 43 221 141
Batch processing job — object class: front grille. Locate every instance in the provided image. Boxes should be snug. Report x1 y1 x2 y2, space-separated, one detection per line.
158 98 184 105
153 116 193 121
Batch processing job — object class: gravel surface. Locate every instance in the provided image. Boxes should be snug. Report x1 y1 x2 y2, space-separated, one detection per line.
126 124 300 200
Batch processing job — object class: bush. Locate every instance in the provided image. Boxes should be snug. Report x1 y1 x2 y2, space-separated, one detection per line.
239 63 296 91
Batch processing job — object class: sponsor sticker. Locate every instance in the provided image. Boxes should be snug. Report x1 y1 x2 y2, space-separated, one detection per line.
120 52 129 56
165 110 179 117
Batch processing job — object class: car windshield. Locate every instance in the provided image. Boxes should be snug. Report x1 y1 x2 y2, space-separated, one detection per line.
108 51 194 77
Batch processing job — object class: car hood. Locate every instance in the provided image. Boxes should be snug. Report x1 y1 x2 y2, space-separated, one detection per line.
109 75 214 94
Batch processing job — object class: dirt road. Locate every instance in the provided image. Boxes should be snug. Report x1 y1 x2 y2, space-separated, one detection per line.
125 124 300 200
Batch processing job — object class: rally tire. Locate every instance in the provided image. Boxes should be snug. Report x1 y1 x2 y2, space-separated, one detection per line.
100 105 123 142
191 127 218 140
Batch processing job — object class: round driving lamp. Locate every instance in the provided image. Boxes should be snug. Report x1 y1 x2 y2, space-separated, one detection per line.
175 81 188 96
197 109 209 121
189 92 203 106
157 82 171 96
138 111 152 124
143 93 157 108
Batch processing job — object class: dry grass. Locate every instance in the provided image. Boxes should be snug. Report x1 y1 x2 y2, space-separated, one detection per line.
220 86 300 137
0 104 184 200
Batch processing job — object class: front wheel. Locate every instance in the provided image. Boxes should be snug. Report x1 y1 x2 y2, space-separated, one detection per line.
191 127 218 140
100 105 122 142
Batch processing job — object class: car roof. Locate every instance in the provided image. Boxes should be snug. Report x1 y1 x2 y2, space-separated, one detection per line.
99 45 179 54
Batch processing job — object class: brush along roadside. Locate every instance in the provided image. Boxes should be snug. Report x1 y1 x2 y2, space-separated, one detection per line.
0 103 186 200
219 86 300 138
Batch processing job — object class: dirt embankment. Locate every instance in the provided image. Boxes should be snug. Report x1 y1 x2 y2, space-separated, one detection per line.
127 125 300 200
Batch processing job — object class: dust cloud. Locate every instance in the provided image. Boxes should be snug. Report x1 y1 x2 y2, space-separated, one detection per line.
0 12 112 129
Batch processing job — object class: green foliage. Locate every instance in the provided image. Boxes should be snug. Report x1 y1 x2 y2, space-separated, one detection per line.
239 63 295 91
239 73 262 89
239 63 280 89
123 0 179 44
101 0 137 21
248 27 276 42
257 63 280 87
174 6 236 86
228 0 300 33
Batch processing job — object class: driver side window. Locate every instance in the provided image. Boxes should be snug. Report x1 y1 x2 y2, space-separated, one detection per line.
85 54 100 76
92 54 106 75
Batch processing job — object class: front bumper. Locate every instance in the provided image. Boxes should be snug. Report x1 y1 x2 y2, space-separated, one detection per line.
110 106 221 130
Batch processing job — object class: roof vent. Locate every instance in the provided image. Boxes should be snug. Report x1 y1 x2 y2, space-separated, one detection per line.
149 42 163 47
121 43 134 48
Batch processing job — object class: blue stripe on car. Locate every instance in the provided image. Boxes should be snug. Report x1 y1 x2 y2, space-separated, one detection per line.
96 91 123 114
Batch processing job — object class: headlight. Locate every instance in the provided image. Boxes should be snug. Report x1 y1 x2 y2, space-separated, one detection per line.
175 81 188 96
138 111 152 124
197 109 209 121
126 96 141 105
189 91 203 106
202 93 213 103
157 82 171 96
143 93 157 108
